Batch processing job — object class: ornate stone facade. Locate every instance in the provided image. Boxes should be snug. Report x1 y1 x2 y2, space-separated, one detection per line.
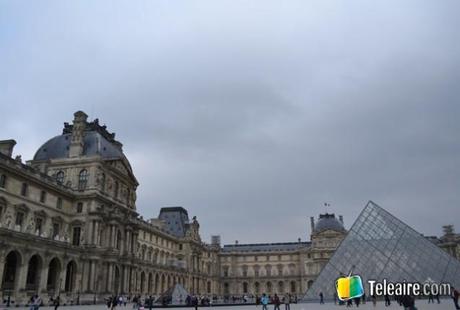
218 214 347 297
2 111 456 306
0 112 219 305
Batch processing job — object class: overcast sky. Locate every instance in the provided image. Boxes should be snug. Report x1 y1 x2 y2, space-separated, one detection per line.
1 1 459 244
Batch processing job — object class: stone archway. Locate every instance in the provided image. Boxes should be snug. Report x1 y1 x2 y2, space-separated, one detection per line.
154 274 159 294
47 258 61 292
25 254 43 292
147 273 153 294
2 251 21 291
114 266 121 294
160 274 165 293
64 261 77 292
140 272 146 294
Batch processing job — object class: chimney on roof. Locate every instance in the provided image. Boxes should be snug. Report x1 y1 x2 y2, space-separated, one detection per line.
0 140 16 157
339 215 344 225
310 216 315 233
69 111 88 158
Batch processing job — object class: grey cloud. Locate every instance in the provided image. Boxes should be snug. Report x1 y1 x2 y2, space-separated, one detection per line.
1 0 460 244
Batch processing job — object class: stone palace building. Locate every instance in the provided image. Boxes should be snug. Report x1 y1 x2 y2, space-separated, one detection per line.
0 111 457 306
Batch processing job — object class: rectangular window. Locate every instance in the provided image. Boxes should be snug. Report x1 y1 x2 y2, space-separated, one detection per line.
16 212 24 226
56 198 63 209
53 223 60 238
20 183 28 196
72 227 81 246
0 174 6 188
35 218 43 235
40 191 47 203
76 202 83 213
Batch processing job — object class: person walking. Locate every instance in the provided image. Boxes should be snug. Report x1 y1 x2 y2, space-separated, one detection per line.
319 292 324 304
384 294 391 306
428 291 434 303
372 294 377 307
53 296 60 310
273 294 281 310
193 295 199 310
354 296 361 307
31 295 42 310
283 293 290 310
400 295 416 310
452 287 460 310
261 294 269 310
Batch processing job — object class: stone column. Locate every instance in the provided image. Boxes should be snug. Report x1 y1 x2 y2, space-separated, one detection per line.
125 230 131 254
15 260 28 292
107 263 113 293
39 260 49 293
80 260 89 292
0 254 5 291
93 221 98 245
89 220 94 245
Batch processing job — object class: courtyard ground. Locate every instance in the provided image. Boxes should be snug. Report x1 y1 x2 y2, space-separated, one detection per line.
3 299 458 310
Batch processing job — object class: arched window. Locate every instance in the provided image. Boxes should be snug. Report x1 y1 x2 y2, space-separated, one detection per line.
78 169 88 190
254 282 260 294
290 281 296 293
56 171 65 184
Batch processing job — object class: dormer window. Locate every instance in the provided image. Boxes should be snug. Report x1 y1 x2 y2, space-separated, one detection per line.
78 169 88 190
56 171 65 184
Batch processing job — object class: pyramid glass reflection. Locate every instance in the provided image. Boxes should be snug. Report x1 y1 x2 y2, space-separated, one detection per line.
303 201 460 300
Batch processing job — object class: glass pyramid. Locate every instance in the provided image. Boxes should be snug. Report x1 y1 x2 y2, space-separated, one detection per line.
303 201 460 300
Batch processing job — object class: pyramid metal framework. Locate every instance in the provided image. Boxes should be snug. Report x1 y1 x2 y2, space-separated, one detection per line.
303 201 460 300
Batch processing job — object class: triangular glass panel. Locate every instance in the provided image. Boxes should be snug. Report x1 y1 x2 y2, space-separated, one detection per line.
302 201 460 300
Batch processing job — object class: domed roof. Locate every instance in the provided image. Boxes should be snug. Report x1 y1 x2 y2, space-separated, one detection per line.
313 213 346 233
33 115 133 173
34 131 124 160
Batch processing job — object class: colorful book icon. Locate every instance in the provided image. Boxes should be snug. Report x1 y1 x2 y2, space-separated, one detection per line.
336 274 364 301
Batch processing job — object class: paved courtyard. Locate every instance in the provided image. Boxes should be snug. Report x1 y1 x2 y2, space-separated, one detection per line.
3 300 458 310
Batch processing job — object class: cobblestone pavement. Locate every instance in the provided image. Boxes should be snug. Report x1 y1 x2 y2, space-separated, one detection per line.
2 299 458 310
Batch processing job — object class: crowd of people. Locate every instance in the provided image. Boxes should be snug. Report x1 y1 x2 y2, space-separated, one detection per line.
6 285 458 309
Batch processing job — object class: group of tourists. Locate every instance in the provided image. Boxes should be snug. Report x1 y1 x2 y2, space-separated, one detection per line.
257 293 294 310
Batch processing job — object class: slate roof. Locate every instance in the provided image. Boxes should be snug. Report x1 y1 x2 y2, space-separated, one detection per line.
159 207 190 238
